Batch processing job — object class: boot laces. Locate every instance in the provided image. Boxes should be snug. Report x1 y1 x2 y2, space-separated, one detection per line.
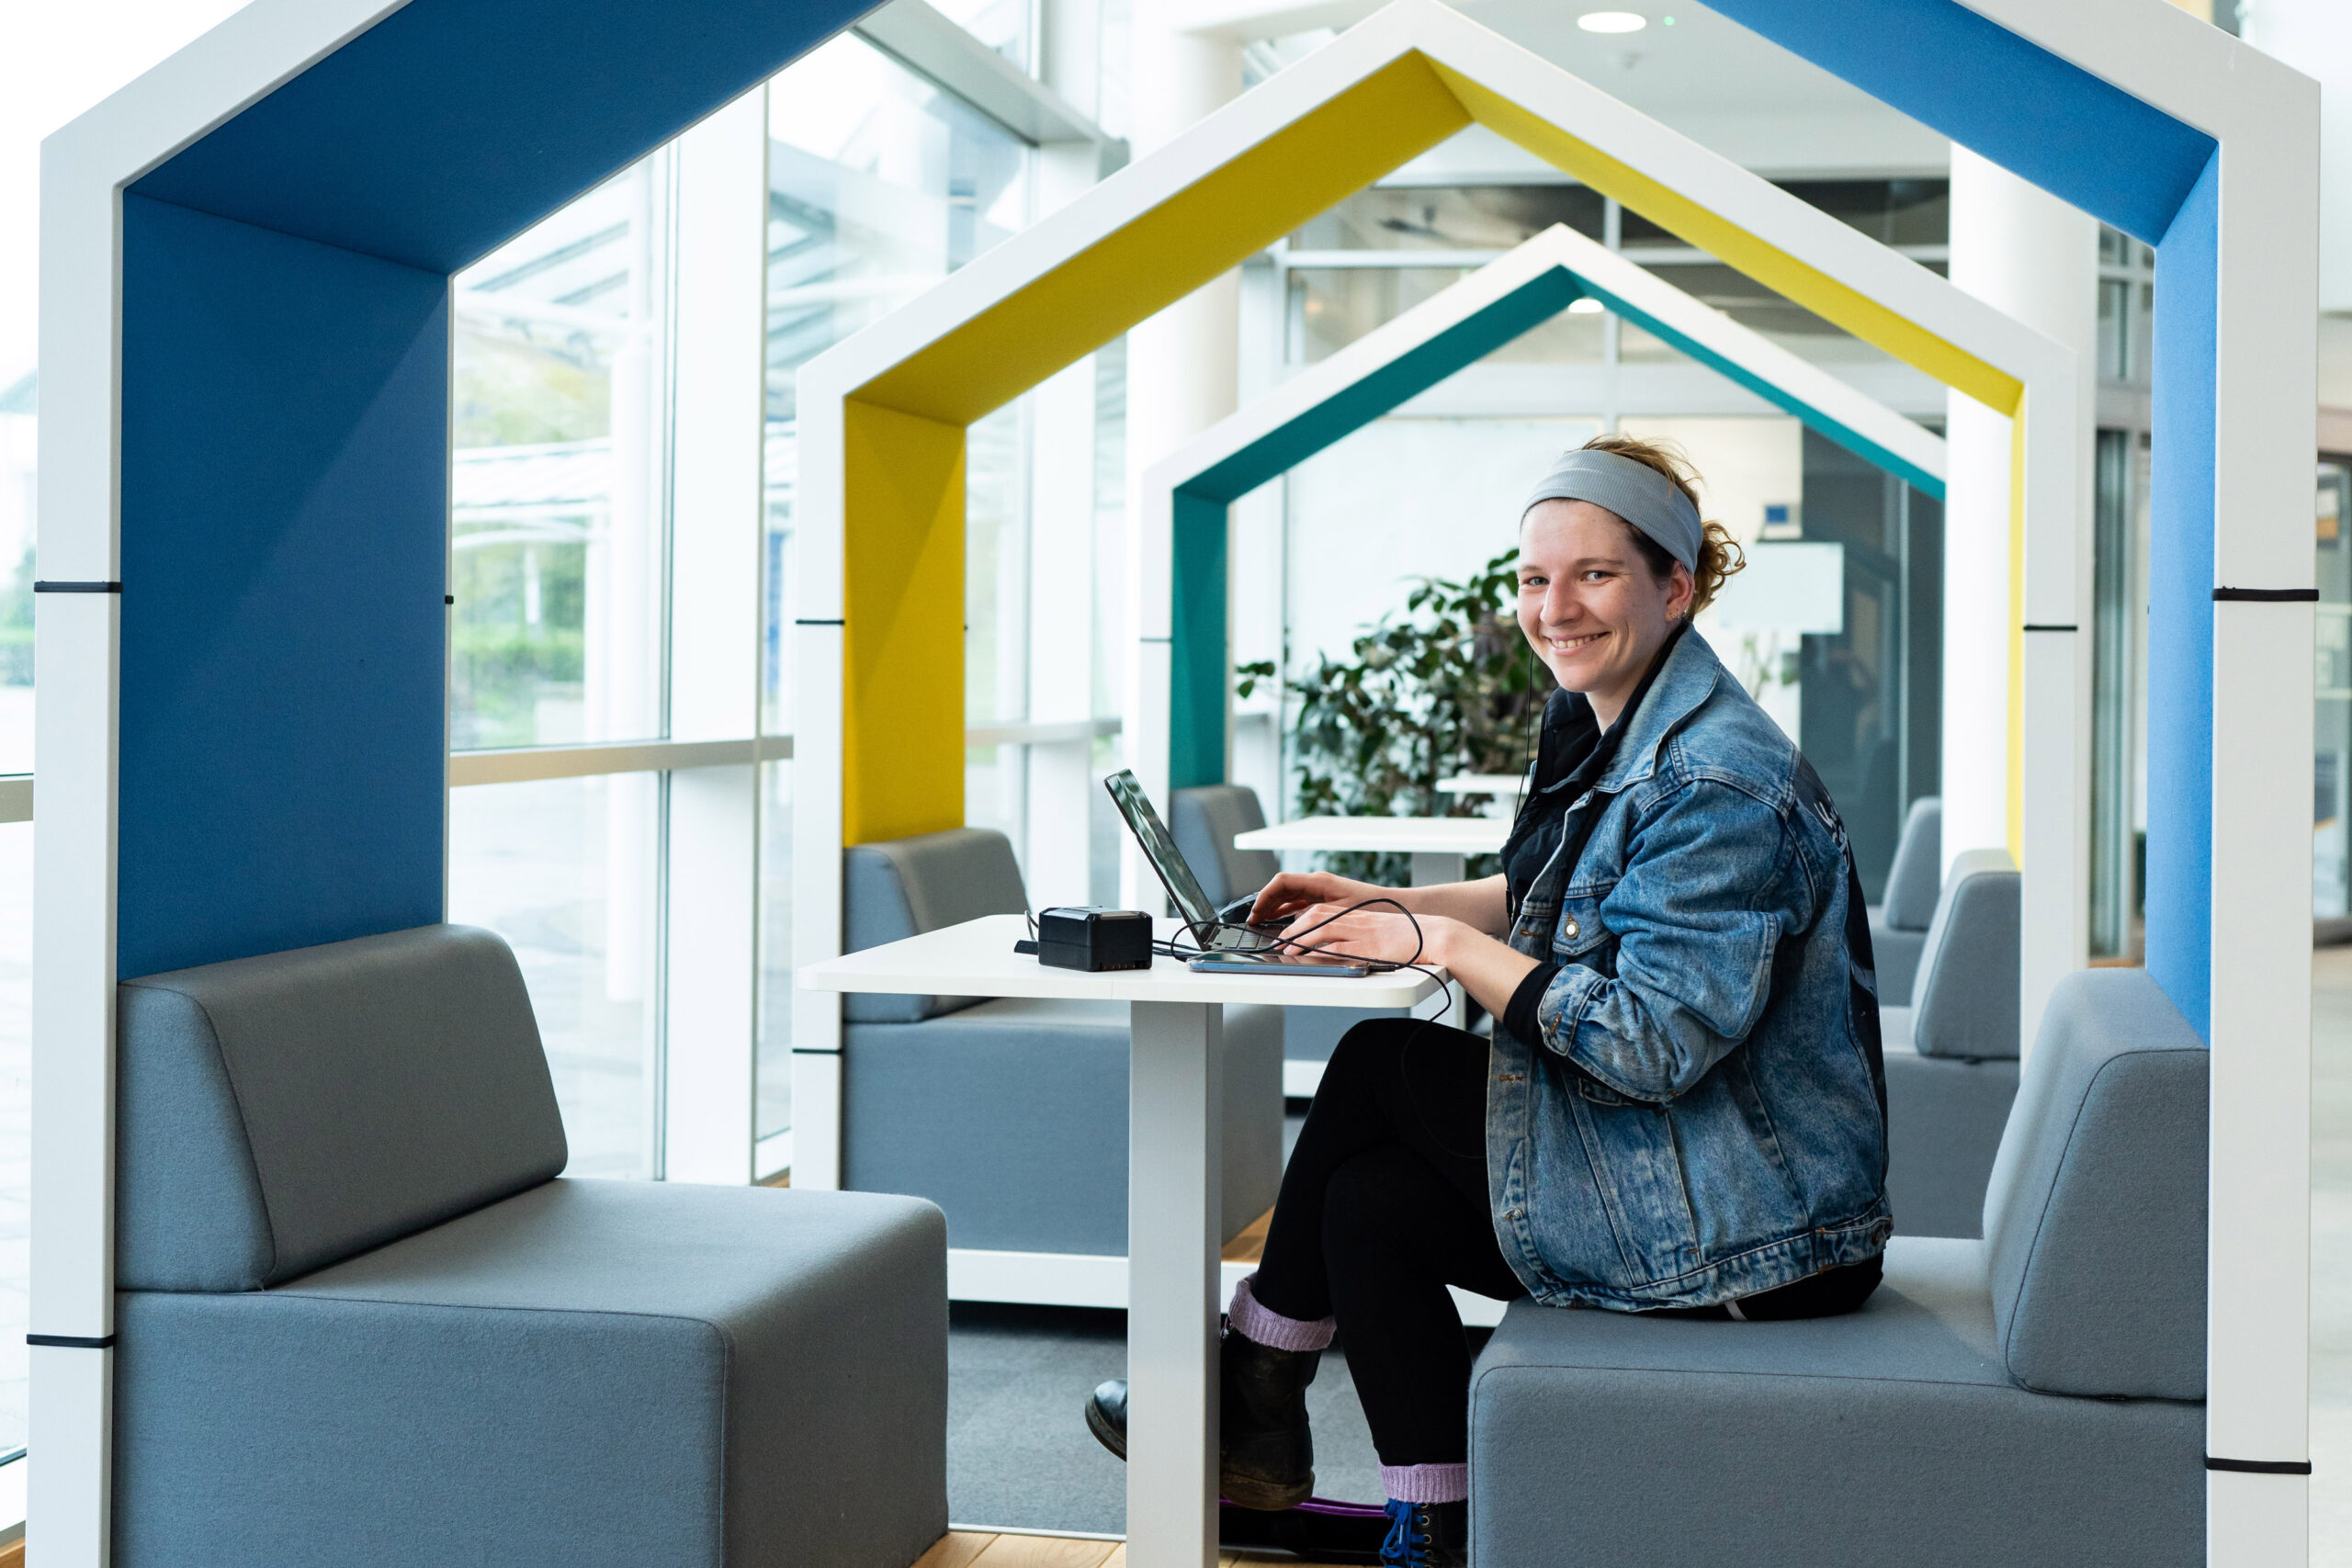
1379 1499 1430 1567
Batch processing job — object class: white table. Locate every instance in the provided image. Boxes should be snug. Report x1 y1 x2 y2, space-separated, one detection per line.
1234 813 1510 891
1436 772 1528 814
799 914 1442 1568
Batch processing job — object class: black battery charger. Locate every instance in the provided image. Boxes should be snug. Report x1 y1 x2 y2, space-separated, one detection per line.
1013 907 1154 972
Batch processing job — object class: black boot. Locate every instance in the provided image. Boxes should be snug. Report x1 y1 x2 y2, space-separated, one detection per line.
1378 1499 1468 1568
1080 1324 1320 1510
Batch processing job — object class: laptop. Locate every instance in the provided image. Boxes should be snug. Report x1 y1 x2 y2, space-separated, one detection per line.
1102 770 1288 954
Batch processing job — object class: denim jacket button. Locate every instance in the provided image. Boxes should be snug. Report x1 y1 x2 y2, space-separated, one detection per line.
1564 917 1579 940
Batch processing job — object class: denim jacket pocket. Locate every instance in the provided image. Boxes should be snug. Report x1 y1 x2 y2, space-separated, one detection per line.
1551 884 1616 966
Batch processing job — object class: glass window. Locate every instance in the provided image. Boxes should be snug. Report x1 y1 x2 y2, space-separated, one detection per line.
447 776 660 1178
754 38 1034 1116
0 820 26 1452
0 379 32 776
761 35 1031 737
450 160 672 751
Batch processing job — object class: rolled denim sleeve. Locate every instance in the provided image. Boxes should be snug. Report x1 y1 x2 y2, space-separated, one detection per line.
1532 778 1808 1101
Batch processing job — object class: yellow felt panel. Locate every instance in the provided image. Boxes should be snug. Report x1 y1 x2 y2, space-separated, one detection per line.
854 53 1471 424
842 398 967 844
1433 62 2025 419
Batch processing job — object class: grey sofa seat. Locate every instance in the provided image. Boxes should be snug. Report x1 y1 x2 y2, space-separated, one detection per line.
1171 784 1281 908
1881 846 2022 1237
1469 966 2207 1568
842 827 1283 1254
1171 784 1404 1090
114 923 947 1568
1867 795 1940 1005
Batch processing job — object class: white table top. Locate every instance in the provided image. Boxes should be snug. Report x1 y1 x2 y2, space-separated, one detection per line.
797 913 1442 1010
1436 773 1527 796
1234 815 1509 856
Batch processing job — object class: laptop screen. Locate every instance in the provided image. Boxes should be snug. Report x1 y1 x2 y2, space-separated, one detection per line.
1103 770 1220 934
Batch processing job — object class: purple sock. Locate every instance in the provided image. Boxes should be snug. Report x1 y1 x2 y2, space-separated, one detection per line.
1380 1462 1469 1504
1227 1274 1335 1352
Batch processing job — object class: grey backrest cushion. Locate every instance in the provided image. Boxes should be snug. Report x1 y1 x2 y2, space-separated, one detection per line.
118 924 566 1293
1171 785 1281 908
1881 795 1942 931
1982 966 2208 1399
842 828 1028 1023
1912 847 2020 1060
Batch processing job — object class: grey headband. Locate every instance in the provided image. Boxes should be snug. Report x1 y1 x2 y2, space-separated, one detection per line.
1520 447 1702 571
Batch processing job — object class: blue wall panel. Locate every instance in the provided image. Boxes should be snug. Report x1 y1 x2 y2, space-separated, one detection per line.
119 196 449 978
1704 0 2211 243
2143 154 2221 1041
130 0 878 272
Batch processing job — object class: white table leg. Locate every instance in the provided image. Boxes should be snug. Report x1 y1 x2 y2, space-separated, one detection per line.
1408 853 1469 1027
1128 999 1224 1568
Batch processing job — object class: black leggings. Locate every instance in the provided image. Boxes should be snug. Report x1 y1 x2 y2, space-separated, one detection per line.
1251 1017 1524 1470
1251 1017 1883 1470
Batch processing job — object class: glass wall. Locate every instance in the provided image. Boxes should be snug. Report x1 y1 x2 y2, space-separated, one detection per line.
0 820 27 1450
1267 179 1948 883
451 159 672 752
2318 461 2352 932
447 776 661 1178
0 378 30 775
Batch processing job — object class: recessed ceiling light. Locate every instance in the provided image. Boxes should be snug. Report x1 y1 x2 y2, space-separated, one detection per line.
1568 297 1606 314
1577 11 1647 33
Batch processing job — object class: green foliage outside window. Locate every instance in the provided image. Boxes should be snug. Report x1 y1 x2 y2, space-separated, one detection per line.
1238 547 1551 885
0 544 30 686
450 539 590 749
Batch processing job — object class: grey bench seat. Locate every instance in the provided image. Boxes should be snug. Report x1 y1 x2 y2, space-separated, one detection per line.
842 827 1283 1256
1468 965 2207 1568
1171 784 1404 1089
1868 795 1940 1006
112 922 947 1568
1880 847 2023 1237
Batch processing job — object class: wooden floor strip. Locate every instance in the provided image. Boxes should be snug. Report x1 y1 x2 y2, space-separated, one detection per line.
925 1529 1342 1568
1221 1204 1274 1266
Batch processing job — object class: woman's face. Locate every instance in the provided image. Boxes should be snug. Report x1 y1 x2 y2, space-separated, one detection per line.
1517 498 1694 726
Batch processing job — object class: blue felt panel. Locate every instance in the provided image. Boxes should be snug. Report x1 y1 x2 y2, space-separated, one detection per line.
2142 154 2220 1041
1170 490 1230 789
128 0 880 273
119 196 449 978
1704 0 2213 244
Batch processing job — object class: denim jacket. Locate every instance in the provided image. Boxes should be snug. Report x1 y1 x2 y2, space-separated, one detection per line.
1486 627 1892 1310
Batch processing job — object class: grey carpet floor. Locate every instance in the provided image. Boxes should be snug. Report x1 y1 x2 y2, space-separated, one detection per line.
945 1302 1389 1535
947 1107 1478 1532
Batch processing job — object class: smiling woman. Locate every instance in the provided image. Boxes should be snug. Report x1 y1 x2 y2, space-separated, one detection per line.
1088 433 1890 1562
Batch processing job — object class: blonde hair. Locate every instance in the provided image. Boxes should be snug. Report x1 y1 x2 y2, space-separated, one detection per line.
1576 433 1747 616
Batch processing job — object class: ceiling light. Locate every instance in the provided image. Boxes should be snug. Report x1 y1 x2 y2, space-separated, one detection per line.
1577 11 1647 33
1567 297 1606 314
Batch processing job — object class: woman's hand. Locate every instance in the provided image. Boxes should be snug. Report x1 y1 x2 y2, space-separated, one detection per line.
1281 904 1450 967
1247 872 1400 927
1282 900 1545 1021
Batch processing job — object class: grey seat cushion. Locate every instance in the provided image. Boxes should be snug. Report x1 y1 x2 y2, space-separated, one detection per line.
114 1179 947 1568
1867 916 1927 1007
1983 967 2208 1399
1910 848 2021 1060
843 997 1283 1253
1282 1004 1410 1067
1878 795 1942 932
842 828 1028 1023
1171 784 1281 908
1883 1043 2019 1239
1469 1236 2201 1568
117 924 566 1292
